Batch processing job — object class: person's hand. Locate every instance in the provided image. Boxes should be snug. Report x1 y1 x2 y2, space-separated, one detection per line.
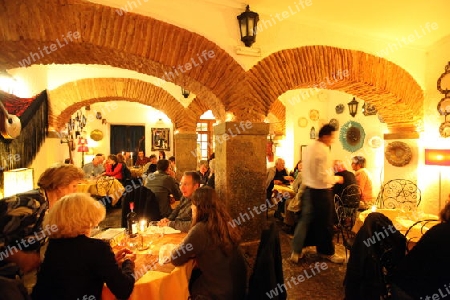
158 218 170 227
284 176 295 182
8 250 40 274
115 248 136 264
274 180 283 185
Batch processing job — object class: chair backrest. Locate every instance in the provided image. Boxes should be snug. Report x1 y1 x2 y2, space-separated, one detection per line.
344 212 406 299
404 218 440 253
247 222 286 300
376 179 421 211
340 184 362 209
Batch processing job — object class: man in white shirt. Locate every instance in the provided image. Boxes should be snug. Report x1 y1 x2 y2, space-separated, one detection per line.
290 124 344 264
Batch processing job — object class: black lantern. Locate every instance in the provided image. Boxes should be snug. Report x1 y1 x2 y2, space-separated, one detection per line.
237 5 259 47
181 87 190 98
348 97 359 117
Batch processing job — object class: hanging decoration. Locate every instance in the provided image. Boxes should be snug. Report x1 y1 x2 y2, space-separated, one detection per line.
0 90 48 170
339 120 365 152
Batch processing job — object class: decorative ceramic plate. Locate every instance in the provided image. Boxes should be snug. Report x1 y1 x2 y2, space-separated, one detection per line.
362 102 377 116
368 135 382 148
309 109 319 121
335 104 344 114
437 97 450 115
329 118 339 130
339 121 365 152
385 141 412 167
298 117 308 128
90 129 104 141
439 122 450 137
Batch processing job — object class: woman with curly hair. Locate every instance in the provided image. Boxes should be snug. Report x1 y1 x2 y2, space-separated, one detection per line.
171 186 247 300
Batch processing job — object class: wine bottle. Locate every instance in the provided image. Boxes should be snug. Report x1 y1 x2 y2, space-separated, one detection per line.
127 202 138 237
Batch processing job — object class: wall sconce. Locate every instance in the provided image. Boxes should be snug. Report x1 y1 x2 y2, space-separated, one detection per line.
3 168 34 198
237 5 259 47
348 97 359 117
425 149 450 211
181 87 190 98
77 137 89 167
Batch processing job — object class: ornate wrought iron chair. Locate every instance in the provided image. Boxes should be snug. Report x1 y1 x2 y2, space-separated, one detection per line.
404 218 440 253
334 184 362 245
376 179 421 211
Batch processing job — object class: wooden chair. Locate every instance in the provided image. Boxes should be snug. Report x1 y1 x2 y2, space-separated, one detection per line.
376 179 421 211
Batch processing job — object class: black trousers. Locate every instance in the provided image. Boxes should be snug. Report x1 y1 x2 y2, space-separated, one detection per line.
309 188 335 255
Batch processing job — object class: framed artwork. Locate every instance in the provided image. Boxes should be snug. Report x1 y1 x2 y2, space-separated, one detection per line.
151 128 170 151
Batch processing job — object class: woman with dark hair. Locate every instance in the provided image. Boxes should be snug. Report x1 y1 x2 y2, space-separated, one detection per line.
159 150 166 160
102 154 123 180
170 187 247 300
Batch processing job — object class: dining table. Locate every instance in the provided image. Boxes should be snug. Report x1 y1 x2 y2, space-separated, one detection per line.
352 208 440 249
101 231 194 300
77 177 125 206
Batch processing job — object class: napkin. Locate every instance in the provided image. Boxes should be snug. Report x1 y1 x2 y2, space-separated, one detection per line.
146 226 181 235
159 243 178 265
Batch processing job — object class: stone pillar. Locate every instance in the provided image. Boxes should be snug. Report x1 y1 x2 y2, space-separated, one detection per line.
214 121 269 242
174 132 198 176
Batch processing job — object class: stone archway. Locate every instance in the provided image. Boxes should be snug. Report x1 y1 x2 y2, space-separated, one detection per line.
243 46 424 132
48 78 226 132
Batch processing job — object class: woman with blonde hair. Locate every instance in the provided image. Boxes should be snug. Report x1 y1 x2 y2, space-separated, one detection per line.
31 193 135 300
171 187 247 300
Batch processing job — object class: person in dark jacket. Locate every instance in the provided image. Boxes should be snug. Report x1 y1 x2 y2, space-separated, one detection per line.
333 160 357 199
390 202 450 299
31 193 136 300
158 171 200 232
344 212 406 300
144 159 182 218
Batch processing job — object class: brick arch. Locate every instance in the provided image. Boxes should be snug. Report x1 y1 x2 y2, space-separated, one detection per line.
243 46 424 131
48 78 196 131
0 0 243 120
268 99 286 134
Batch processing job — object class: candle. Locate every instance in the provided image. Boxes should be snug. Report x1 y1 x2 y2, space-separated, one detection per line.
371 205 377 212
139 219 147 232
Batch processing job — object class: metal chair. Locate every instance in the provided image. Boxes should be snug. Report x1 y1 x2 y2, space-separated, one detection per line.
404 218 439 253
376 179 421 211
334 184 362 243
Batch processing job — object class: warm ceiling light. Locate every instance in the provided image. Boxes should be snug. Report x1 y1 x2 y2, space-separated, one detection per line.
237 5 259 47
181 87 190 98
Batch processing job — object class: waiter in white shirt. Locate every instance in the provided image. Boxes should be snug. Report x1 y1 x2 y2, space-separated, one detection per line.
290 124 345 264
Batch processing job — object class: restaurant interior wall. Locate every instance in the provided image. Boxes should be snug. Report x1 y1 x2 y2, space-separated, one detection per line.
417 35 450 214
278 89 387 194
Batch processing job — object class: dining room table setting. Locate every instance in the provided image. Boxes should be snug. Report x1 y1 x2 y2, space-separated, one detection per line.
352 207 440 250
98 222 194 300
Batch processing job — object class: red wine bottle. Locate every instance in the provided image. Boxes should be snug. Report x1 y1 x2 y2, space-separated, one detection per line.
127 202 137 237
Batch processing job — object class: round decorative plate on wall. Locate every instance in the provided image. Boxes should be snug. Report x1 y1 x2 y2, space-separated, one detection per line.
298 117 308 128
339 121 365 152
309 109 319 121
329 118 339 130
385 141 412 167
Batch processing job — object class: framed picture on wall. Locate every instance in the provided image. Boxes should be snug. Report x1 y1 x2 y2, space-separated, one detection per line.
151 128 170 151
